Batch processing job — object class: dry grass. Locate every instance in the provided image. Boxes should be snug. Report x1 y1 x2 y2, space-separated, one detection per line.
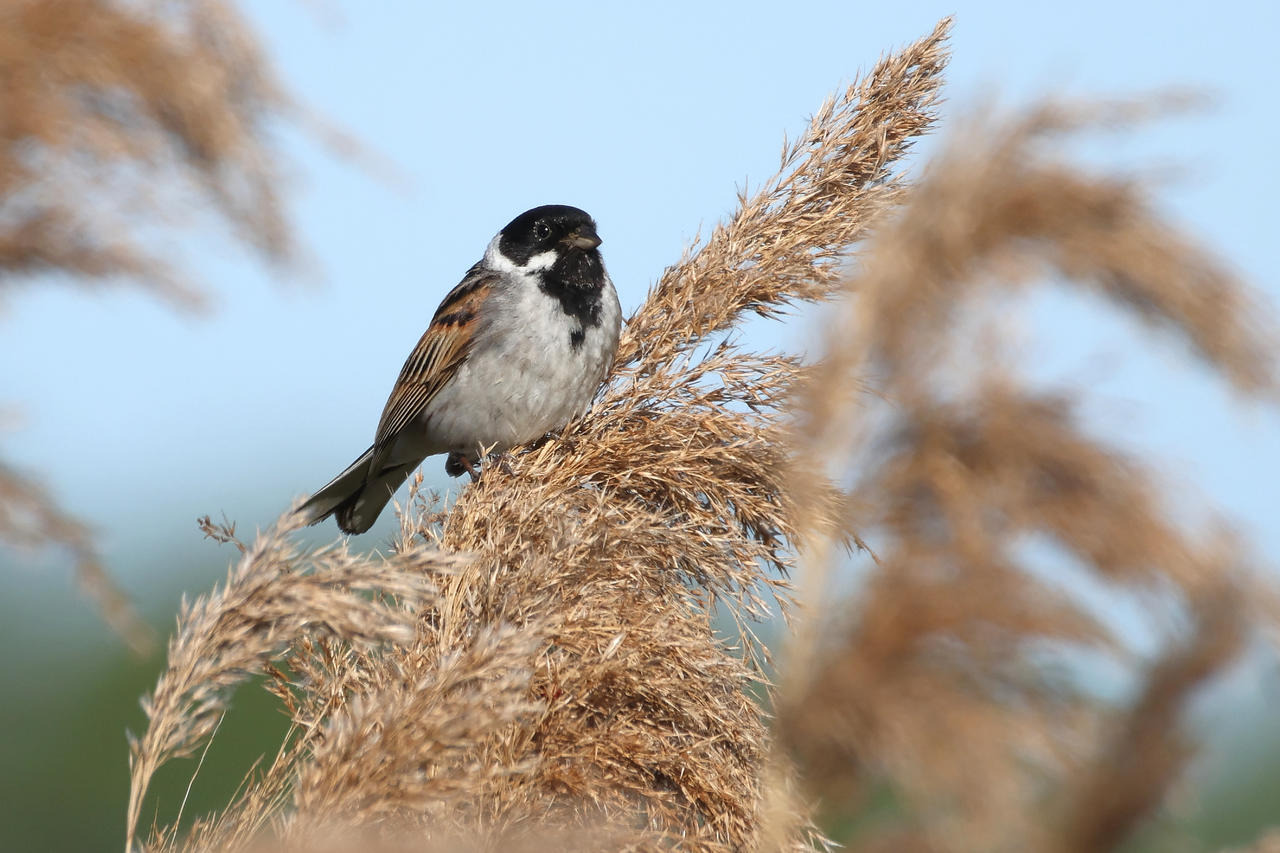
118 15 1280 853
0 0 295 303
773 101 1278 851
127 514 461 850
0 0 311 650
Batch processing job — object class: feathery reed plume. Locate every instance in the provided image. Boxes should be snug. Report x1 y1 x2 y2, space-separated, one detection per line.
0 0 319 649
774 100 1279 851
125 513 460 850
1058 583 1244 853
619 16 951 370
130 20 955 852
289 621 543 831
0 0 295 303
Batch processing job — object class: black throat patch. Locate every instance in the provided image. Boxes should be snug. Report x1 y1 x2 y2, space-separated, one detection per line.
541 250 605 350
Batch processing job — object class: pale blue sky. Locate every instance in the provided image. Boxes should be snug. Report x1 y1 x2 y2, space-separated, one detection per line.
1 1 1277 623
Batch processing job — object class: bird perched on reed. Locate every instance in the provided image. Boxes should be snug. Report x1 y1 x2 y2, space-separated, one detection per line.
297 205 621 534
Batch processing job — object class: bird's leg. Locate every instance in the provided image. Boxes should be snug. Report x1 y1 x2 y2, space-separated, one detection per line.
460 455 481 483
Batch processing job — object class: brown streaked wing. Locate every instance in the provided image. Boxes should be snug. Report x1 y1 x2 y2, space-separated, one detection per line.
372 269 497 449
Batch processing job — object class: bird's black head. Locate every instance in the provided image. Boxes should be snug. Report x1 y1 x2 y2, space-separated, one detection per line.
497 204 601 269
493 204 608 334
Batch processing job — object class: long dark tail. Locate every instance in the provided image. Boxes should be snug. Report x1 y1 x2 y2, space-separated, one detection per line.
295 446 417 535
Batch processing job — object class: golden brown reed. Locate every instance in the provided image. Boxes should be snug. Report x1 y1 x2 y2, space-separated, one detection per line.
128 19 954 853
1 0 304 652
126 514 461 850
0 0 293 303
125 16 1280 853
619 14 949 370
774 102 1278 851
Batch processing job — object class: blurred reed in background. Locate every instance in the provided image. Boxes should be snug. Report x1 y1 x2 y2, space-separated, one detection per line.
0 0 304 655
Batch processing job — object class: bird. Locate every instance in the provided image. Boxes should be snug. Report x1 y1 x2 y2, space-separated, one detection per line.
296 204 621 534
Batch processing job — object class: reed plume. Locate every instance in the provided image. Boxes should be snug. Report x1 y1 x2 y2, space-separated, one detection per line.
0 0 295 303
0 0 312 650
126 514 460 850
774 101 1277 852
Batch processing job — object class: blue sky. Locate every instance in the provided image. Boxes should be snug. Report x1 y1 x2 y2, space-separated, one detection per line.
1 1 1277 626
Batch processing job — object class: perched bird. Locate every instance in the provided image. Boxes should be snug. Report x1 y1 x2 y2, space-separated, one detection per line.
297 205 621 534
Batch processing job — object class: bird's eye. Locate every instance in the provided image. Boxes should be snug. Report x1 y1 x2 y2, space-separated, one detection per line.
532 222 551 240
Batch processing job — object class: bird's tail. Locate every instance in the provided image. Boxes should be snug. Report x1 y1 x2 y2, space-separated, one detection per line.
295 446 417 535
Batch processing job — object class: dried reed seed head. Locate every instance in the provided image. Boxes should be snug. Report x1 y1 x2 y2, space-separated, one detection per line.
0 0 295 302
126 514 461 849
400 499 779 845
617 16 952 371
1057 582 1245 853
776 100 1280 851
290 623 545 831
2 0 312 659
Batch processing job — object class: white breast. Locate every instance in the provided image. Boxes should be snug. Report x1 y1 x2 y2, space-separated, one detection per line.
420 267 621 458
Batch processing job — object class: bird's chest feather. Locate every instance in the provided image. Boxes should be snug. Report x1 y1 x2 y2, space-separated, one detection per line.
423 279 618 451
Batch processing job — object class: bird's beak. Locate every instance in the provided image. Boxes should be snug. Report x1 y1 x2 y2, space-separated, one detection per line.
563 224 602 250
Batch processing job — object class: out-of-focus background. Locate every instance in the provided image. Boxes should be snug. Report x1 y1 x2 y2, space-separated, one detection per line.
1 2 1277 850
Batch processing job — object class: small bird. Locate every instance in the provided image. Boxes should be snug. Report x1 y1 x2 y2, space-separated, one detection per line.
297 205 621 534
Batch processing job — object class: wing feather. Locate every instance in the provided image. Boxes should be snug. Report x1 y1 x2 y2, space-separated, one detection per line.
373 268 495 450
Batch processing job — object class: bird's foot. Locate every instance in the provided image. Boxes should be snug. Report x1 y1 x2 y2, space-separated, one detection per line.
444 451 480 481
